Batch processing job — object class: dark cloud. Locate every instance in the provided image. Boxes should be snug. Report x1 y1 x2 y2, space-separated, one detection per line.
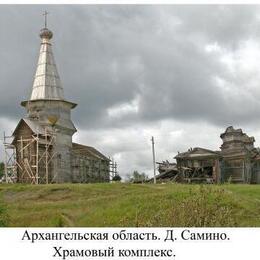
2 5 260 176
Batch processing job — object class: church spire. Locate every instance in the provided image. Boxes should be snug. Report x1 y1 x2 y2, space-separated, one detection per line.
30 17 64 101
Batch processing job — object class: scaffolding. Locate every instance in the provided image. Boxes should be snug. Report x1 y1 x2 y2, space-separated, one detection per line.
109 158 118 180
3 128 57 184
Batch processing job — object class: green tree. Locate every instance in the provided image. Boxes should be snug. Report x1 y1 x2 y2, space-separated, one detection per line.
0 162 4 179
112 174 122 182
131 171 148 183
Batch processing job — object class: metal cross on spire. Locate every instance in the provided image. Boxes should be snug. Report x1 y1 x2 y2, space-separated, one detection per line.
43 11 49 28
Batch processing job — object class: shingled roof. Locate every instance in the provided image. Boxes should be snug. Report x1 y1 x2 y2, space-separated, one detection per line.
72 143 110 161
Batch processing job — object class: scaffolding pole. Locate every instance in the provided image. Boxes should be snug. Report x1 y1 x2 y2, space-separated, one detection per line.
3 132 17 183
109 158 118 180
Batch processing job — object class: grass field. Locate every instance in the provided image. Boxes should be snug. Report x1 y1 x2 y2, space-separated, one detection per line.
0 183 259 227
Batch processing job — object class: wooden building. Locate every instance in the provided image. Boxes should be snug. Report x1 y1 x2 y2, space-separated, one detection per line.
157 126 260 184
71 143 110 183
4 25 110 184
175 148 221 183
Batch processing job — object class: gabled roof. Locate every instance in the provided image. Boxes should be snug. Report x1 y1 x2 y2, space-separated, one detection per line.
175 147 220 159
72 143 110 161
12 118 45 136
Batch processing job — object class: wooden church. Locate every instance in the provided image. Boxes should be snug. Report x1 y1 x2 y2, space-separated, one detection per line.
5 24 110 184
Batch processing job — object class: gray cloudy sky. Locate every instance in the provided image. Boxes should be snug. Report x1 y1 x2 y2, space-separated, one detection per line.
2 5 260 177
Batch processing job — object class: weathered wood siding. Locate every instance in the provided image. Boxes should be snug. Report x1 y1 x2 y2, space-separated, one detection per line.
71 153 110 183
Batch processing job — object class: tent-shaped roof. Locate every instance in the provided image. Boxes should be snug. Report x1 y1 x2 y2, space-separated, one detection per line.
30 27 64 101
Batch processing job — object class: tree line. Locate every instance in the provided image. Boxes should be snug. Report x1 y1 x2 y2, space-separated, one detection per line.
112 170 149 183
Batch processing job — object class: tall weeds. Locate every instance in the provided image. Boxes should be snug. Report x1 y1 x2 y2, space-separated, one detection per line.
122 185 236 227
167 185 236 227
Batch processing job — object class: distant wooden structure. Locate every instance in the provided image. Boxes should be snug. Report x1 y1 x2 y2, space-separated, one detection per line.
219 126 259 183
175 148 220 183
156 126 260 184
